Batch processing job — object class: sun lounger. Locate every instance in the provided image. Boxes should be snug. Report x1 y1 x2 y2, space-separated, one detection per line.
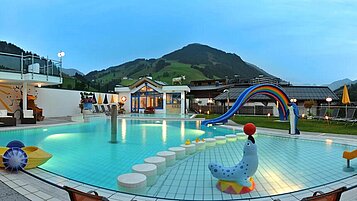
106 105 112 113
93 105 100 113
301 186 347 201
0 110 16 127
64 186 109 201
331 108 340 119
332 108 356 123
274 186 354 201
100 105 107 113
21 110 36 124
313 107 327 120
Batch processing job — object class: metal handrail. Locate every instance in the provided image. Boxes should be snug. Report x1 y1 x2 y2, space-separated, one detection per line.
0 51 62 78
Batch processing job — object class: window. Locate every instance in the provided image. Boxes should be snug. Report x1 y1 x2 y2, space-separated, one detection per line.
131 85 163 109
166 93 181 104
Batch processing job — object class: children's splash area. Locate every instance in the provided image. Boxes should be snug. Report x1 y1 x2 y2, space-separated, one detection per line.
0 117 357 200
0 84 356 200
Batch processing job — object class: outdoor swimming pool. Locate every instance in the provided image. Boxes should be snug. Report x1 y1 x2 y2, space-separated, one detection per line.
0 117 356 200
0 117 234 189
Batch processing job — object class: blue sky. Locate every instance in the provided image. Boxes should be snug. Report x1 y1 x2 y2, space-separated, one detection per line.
1 0 357 85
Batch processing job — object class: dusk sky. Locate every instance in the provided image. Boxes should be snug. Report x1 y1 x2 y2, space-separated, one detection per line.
1 0 357 85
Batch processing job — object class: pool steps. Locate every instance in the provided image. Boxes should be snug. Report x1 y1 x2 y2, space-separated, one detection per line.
117 134 238 193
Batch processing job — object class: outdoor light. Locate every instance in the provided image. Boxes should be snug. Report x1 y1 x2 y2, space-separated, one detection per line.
207 111 210 115
57 51 65 58
37 83 42 88
325 115 329 120
290 98 297 103
199 109 202 113
267 113 271 118
302 113 305 118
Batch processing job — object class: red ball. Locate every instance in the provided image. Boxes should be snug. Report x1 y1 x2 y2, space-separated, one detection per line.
243 123 256 136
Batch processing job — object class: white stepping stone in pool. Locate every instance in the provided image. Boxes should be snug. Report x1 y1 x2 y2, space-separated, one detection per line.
215 136 226 144
144 156 166 175
192 141 206 151
226 134 238 142
180 144 196 155
168 147 186 160
205 138 216 147
117 173 147 194
156 151 176 167
132 164 157 186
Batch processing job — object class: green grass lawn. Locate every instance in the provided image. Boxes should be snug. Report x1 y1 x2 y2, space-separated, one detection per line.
196 114 357 135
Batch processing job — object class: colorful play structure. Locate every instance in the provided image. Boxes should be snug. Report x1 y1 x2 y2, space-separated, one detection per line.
20 95 45 121
201 84 300 134
1 140 52 171
208 123 258 194
343 149 357 172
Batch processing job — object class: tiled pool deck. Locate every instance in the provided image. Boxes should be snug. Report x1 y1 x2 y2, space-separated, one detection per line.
1 119 357 201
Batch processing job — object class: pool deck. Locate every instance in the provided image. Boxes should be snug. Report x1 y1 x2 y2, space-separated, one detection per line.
0 117 357 201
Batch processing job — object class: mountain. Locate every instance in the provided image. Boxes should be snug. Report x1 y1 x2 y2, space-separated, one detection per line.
62 68 84 76
85 43 277 89
1 41 280 92
327 78 357 91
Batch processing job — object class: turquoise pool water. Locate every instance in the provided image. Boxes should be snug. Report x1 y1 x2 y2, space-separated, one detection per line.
0 118 356 199
0 117 235 190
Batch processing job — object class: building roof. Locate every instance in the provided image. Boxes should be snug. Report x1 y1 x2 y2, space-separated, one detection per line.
214 85 339 101
189 85 233 91
115 77 190 93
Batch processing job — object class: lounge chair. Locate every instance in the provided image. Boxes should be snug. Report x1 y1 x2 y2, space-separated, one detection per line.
93 105 100 113
106 105 112 113
100 105 110 116
144 107 155 114
313 107 327 120
301 187 347 201
100 105 107 113
274 186 353 201
64 186 109 201
0 110 16 127
332 108 356 123
21 110 36 124
330 108 340 119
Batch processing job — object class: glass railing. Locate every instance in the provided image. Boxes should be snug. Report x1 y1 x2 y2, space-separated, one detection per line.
0 52 62 78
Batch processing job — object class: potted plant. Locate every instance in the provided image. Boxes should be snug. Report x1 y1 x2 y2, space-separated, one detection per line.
303 100 315 119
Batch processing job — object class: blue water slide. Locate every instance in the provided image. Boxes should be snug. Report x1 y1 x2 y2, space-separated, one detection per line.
201 86 253 126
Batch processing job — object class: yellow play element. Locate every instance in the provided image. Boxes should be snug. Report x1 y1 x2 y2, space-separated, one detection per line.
216 177 255 194
195 138 199 143
0 146 52 169
185 139 191 145
343 150 357 160
343 149 357 169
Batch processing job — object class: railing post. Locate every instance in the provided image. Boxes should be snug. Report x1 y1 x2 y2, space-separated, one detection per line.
20 52 23 79
46 56 49 81
31 53 34 79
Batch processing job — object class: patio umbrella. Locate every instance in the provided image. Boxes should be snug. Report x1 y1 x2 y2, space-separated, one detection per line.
103 94 108 104
92 93 97 104
110 95 115 103
342 84 351 119
97 94 103 104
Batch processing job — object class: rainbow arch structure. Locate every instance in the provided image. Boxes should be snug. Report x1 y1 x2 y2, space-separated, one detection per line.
201 84 291 126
